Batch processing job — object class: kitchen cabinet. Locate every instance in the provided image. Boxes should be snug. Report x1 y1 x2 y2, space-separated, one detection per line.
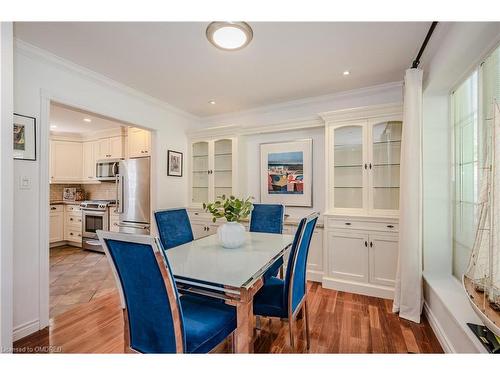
64 204 82 244
110 210 120 232
50 140 83 183
49 205 64 243
127 127 151 158
97 136 123 160
83 141 99 180
190 138 240 206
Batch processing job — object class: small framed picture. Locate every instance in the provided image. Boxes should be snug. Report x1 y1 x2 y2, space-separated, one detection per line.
13 113 36 161
167 150 183 177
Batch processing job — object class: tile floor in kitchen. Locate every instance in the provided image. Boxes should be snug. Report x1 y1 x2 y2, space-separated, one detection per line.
50 245 116 318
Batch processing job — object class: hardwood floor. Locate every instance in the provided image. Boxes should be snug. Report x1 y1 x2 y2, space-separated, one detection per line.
50 246 116 317
14 281 442 353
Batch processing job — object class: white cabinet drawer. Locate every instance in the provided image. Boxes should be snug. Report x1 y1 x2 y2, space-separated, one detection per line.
66 215 82 226
65 204 82 214
326 217 398 232
50 204 63 213
65 227 82 242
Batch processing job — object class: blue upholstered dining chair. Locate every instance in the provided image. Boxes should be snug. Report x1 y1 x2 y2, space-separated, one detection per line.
249 203 285 279
97 230 237 354
252 212 319 350
154 208 194 250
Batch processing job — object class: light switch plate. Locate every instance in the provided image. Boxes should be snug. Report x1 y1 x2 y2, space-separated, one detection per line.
19 176 31 190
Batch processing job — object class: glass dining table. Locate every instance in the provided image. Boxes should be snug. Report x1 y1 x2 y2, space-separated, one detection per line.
166 231 294 353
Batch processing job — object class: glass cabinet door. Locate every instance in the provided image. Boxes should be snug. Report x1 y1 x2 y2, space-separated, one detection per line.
371 121 402 211
192 141 209 204
214 139 233 198
333 125 364 210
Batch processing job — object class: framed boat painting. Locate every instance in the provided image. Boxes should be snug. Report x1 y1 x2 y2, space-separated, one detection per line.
260 139 312 207
13 113 36 161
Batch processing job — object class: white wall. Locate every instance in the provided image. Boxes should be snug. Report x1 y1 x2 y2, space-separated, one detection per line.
12 40 196 340
0 22 14 353
242 127 325 217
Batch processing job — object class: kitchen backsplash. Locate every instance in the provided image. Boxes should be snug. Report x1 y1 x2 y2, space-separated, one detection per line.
50 182 117 202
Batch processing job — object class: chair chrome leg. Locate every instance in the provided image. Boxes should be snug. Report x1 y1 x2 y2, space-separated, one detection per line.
231 331 236 353
288 318 295 350
304 301 310 350
256 315 262 330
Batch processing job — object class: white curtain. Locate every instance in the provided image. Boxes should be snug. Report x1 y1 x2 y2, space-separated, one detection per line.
392 68 424 323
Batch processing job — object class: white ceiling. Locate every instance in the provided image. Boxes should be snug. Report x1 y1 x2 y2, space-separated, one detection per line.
15 22 431 117
50 102 125 134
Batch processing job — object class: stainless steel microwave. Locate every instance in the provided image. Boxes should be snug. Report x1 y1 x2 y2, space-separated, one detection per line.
96 159 122 181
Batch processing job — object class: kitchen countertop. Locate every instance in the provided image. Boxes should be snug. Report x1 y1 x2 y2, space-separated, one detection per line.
50 201 84 205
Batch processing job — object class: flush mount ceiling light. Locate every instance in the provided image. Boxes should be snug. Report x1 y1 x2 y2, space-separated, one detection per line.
206 22 253 51
343 70 351 76
208 100 216 105
83 118 92 122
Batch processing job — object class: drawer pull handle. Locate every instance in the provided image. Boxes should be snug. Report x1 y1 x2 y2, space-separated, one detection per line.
387 225 394 228
345 222 351 226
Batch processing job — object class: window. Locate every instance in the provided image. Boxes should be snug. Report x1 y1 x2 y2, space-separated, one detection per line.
452 71 479 279
452 45 500 279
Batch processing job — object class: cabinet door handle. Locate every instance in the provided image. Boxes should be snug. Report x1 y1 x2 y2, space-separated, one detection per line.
364 241 368 247
387 225 394 228
364 163 368 170
369 163 372 169
370 241 373 247
345 222 352 226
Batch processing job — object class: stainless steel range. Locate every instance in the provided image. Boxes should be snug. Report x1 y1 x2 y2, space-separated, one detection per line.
80 200 116 252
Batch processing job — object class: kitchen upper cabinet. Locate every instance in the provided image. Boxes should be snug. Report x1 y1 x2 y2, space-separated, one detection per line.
97 136 123 160
127 127 151 158
83 141 99 180
50 140 83 182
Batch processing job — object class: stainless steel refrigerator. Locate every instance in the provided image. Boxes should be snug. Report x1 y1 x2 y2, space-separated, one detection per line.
116 157 151 234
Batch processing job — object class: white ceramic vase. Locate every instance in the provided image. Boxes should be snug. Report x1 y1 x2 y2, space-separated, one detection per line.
217 222 246 249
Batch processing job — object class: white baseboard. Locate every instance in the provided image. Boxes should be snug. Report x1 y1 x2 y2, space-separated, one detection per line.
423 301 454 353
307 270 323 283
13 319 40 342
322 277 394 299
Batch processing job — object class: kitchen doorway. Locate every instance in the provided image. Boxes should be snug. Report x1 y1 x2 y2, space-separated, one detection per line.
46 101 154 320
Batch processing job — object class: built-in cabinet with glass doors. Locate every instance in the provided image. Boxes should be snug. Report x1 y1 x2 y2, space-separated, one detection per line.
190 138 238 206
322 104 402 299
330 119 402 216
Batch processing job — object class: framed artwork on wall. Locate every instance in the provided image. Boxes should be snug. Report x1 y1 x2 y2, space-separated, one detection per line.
260 139 313 207
167 149 183 177
13 113 36 161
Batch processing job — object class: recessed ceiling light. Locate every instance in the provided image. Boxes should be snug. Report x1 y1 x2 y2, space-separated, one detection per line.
208 100 216 105
50 125 57 129
83 118 92 122
206 22 253 51
343 70 351 76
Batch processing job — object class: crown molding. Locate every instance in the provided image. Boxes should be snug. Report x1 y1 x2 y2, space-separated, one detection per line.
187 115 323 139
202 81 403 125
319 102 403 123
14 38 200 123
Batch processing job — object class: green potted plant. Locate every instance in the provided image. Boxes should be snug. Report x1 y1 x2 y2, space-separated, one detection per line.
203 195 253 248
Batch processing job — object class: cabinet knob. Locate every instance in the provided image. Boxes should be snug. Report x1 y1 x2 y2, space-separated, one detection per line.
364 241 368 247
387 225 394 228
370 241 373 248
345 222 352 226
